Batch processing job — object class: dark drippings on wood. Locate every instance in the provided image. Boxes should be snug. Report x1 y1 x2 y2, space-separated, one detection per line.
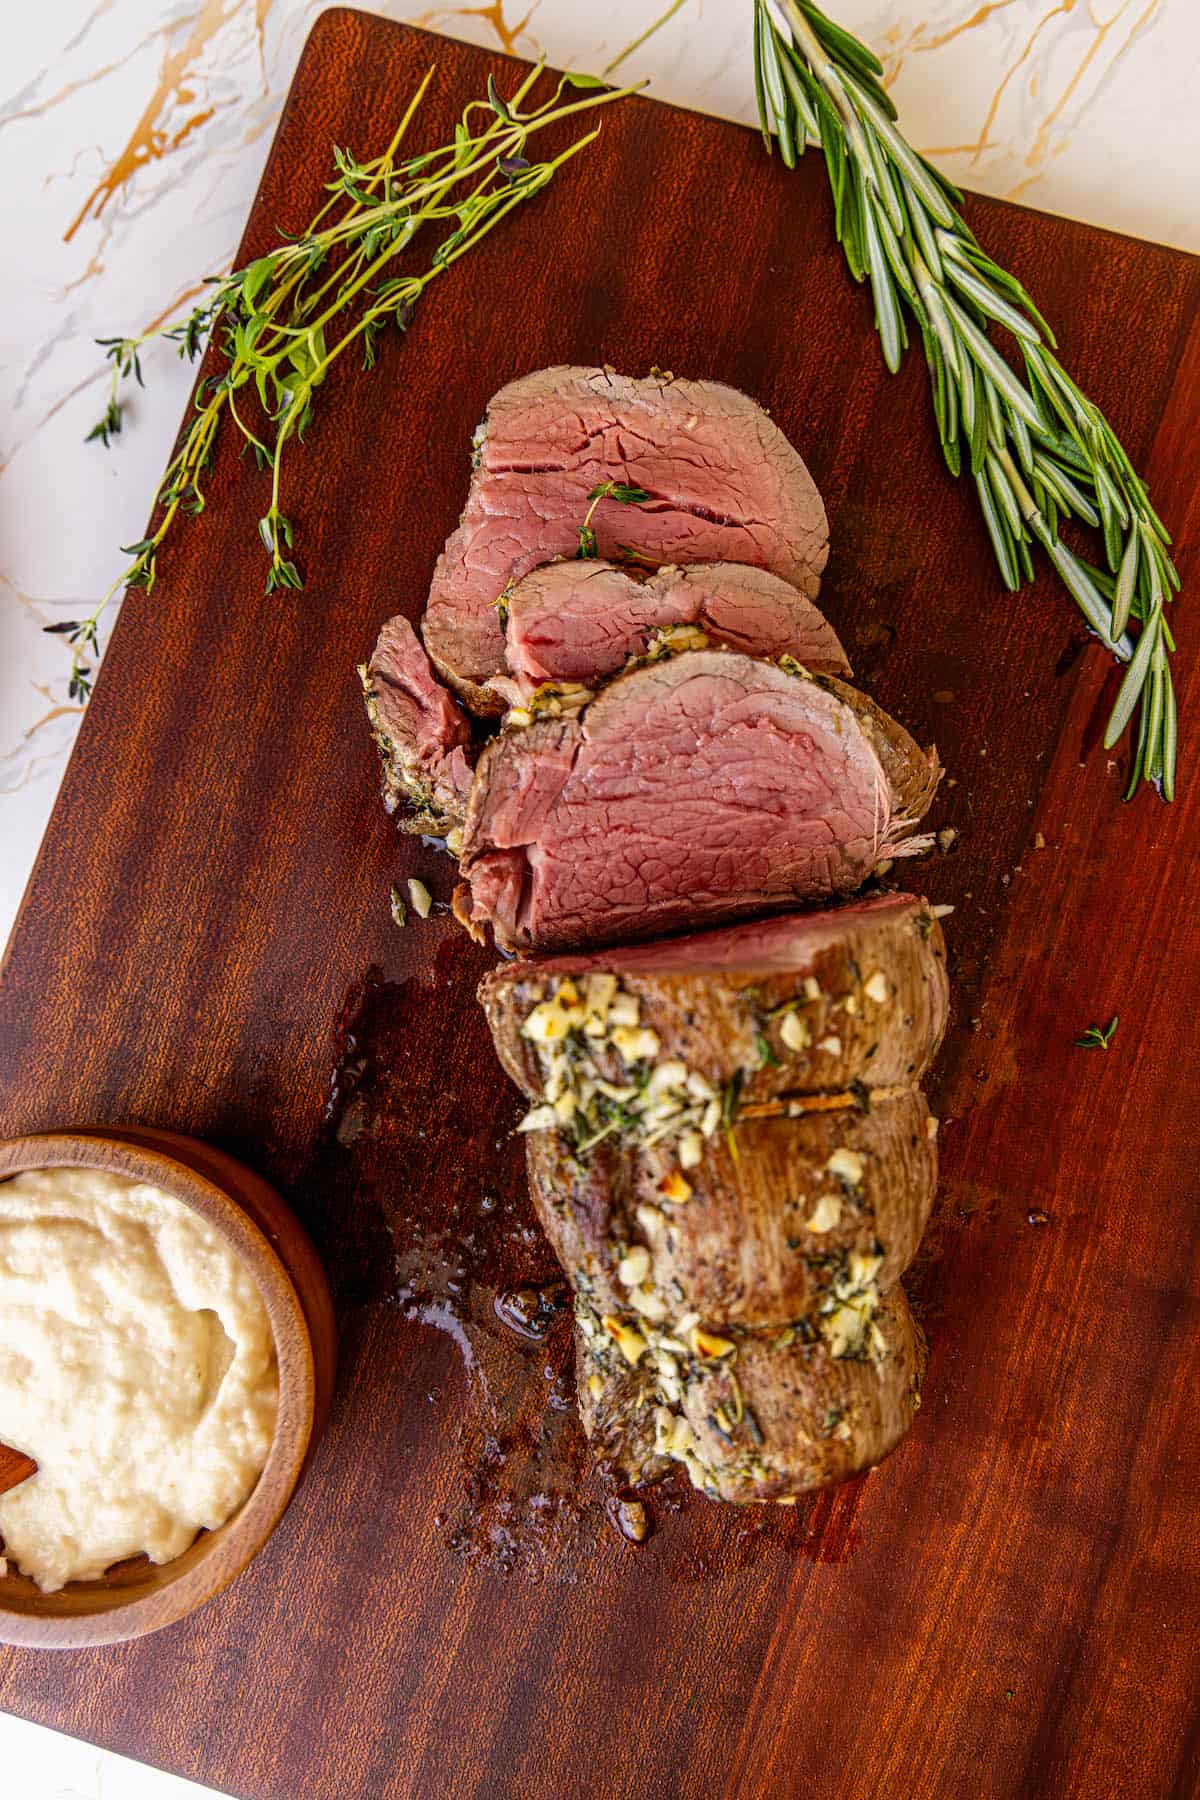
292 929 837 1580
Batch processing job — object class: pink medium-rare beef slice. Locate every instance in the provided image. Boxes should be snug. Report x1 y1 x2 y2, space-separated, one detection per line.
458 650 939 952
360 614 475 837
422 367 831 711
496 560 850 703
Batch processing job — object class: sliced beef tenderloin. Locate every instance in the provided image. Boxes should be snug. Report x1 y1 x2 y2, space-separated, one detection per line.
526 1091 936 1327
360 615 475 838
481 893 949 1102
576 1287 924 1503
482 897 946 1503
423 367 830 711
495 559 850 704
460 652 941 952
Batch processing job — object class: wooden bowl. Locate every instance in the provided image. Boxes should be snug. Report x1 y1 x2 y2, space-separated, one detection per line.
0 1127 336 1648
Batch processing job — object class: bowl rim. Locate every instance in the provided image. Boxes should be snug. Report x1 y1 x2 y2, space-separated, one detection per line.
0 1129 317 1648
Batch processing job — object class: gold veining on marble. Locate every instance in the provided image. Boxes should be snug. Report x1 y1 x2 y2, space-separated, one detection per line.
64 0 240 242
21 694 87 742
968 0 1075 167
880 1 1025 85
1016 0 1162 181
415 0 542 58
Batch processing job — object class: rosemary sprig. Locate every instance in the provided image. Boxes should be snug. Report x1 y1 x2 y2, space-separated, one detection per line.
753 0 1180 799
577 479 650 556
58 62 636 701
1074 1014 1118 1050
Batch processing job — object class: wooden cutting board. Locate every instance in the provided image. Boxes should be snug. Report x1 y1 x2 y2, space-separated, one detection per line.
1 9 1197 1796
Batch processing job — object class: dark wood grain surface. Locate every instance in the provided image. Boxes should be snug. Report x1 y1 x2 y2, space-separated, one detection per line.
1 9 1198 1796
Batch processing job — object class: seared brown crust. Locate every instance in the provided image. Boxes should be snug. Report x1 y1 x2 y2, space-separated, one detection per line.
574 1334 670 1487
360 614 475 836
576 1289 925 1503
823 676 942 829
527 1090 937 1325
482 896 946 1503
481 895 949 1101
680 1289 925 1500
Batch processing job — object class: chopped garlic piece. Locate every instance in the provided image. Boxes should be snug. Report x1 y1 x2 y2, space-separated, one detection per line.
658 1169 693 1204
521 1000 569 1044
806 1194 841 1233
592 1078 638 1102
611 1024 662 1064
691 1325 736 1360
516 1104 557 1133
646 1059 688 1097
848 1250 884 1288
678 1129 704 1170
803 976 822 1001
587 1374 604 1400
655 1409 695 1459
822 1303 864 1359
825 1147 865 1185
602 1316 648 1366
816 1034 842 1056
617 1246 651 1288
926 1114 939 1139
780 1009 811 1052
607 992 642 1028
630 1285 667 1323
584 971 617 1010
407 878 433 919
863 970 889 1004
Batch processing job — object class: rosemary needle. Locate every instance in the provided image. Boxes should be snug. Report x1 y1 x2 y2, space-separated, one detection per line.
58 62 638 703
753 0 1180 800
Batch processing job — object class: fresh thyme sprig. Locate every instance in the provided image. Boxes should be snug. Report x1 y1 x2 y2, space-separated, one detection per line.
58 62 636 701
753 0 1180 799
577 479 650 556
1074 1015 1118 1050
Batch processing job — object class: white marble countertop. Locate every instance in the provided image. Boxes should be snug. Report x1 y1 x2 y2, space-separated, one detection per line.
0 1 1196 1793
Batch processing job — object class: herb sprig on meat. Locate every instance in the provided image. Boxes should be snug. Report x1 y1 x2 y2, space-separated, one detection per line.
752 0 1180 799
59 62 637 702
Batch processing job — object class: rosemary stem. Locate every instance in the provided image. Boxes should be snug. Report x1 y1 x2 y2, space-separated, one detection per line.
755 0 1179 797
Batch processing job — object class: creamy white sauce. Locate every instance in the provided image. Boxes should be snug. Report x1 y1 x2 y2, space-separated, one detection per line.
0 1166 278 1592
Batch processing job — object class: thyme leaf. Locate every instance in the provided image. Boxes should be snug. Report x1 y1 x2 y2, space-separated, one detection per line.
67 61 639 704
577 479 651 557
1074 1015 1118 1050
